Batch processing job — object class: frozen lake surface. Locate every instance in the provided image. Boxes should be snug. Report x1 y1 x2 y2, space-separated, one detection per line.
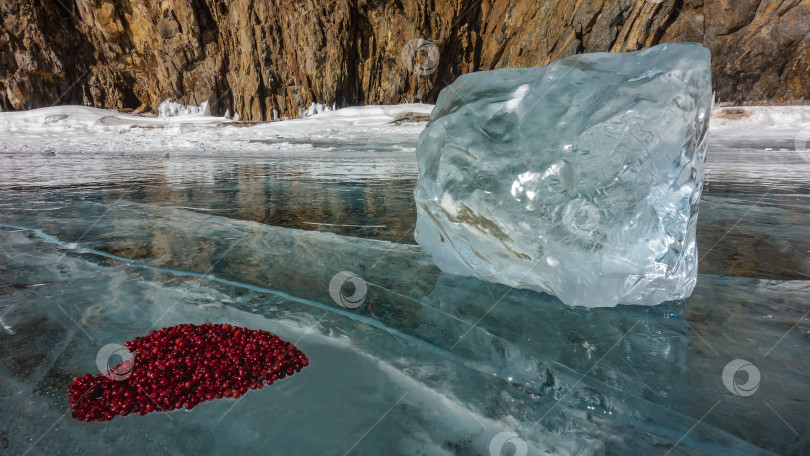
0 105 808 455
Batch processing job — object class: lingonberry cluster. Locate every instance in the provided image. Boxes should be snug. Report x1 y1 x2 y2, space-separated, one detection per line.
69 323 309 422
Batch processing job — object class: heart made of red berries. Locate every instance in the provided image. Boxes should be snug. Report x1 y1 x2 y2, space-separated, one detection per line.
69 323 309 422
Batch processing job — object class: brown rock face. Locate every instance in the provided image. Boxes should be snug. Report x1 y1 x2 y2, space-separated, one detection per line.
1 0 808 120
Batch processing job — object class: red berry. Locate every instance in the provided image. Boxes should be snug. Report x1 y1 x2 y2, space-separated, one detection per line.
69 324 308 421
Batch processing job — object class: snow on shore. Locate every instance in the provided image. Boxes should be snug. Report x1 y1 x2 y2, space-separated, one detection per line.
711 106 810 131
0 103 433 153
0 103 806 153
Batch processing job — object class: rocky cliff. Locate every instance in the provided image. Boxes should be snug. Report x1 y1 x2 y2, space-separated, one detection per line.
1 0 808 121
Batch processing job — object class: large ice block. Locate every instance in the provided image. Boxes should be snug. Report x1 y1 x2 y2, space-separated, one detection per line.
414 43 712 307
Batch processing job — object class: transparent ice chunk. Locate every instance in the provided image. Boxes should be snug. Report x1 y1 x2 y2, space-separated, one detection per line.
414 43 712 307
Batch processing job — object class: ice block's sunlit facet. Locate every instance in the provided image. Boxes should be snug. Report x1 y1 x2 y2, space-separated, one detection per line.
414 43 712 307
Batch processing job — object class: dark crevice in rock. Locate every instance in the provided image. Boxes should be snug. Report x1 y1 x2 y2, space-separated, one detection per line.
652 0 684 44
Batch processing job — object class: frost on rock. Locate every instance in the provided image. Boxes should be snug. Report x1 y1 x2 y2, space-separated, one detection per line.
300 102 335 118
158 99 212 118
414 43 712 307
